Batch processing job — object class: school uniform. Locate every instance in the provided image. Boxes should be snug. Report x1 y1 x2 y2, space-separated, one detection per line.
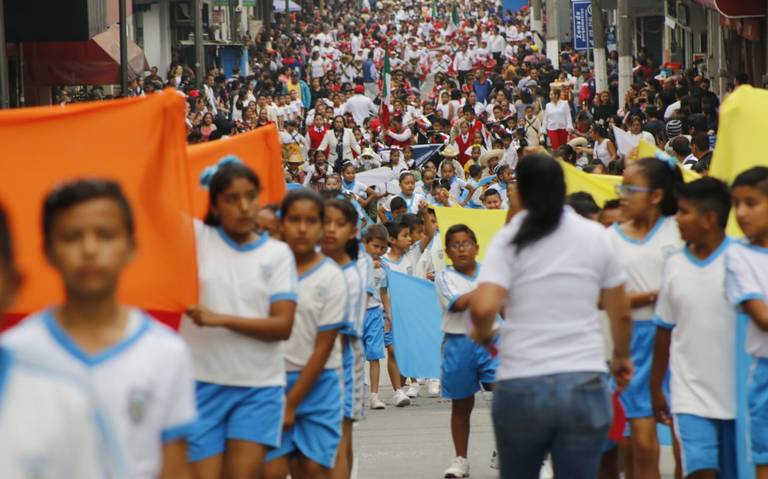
363 263 387 361
340 258 369 422
607 216 681 418
381 246 423 347
435 266 499 400
3 309 196 479
725 240 768 465
0 346 123 479
387 192 426 215
178 222 298 461
654 239 737 477
266 257 347 468
414 231 446 279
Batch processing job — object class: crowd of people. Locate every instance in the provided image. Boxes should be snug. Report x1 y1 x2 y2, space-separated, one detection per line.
6 0 768 479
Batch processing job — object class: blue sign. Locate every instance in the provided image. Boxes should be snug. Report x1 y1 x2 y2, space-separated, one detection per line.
502 0 527 14
572 1 594 51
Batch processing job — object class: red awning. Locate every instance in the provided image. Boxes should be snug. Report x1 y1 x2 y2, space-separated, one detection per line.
23 24 147 86
694 0 765 18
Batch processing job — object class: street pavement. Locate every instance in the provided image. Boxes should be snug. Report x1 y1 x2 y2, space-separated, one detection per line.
352 382 676 479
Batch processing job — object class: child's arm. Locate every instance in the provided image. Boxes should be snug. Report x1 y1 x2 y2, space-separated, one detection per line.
377 203 389 223
460 182 477 207
742 299 768 331
650 327 672 425
417 202 436 251
186 301 296 341
450 290 475 313
381 287 392 332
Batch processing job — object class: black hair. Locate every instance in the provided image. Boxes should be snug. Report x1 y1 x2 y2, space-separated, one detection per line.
677 177 731 230
434 178 451 190
0 204 14 271
444 224 478 247
670 136 692 156
482 188 501 200
384 221 405 243
204 163 261 226
400 213 424 231
363 223 389 243
468 164 483 178
280 189 325 222
325 198 359 260
390 196 408 212
511 154 565 252
632 157 684 216
566 192 600 219
603 199 621 210
691 132 709 152
342 162 356 173
732 166 768 196
43 179 134 248
399 171 415 183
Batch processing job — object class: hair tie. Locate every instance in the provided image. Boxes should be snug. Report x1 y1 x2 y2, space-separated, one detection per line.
199 155 244 188
654 151 677 171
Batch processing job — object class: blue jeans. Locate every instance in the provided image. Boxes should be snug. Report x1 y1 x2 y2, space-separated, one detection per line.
493 372 612 479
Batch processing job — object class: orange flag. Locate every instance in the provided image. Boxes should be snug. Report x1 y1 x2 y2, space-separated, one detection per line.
0 90 197 317
187 124 287 218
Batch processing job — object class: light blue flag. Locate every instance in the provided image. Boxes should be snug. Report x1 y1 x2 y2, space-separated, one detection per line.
737 313 756 479
386 270 443 379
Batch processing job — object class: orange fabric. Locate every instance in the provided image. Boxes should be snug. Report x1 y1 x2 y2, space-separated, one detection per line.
0 90 197 315
187 124 287 219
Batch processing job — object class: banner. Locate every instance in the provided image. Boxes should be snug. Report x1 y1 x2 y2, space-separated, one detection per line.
560 160 620 207
433 207 507 262
572 1 594 51
187 125 286 218
387 270 443 379
0 91 197 317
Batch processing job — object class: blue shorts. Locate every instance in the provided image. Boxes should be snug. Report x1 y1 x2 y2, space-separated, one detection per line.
342 335 365 421
384 330 394 348
749 357 768 464
266 369 343 468
673 414 737 478
441 334 498 400
187 382 284 462
362 307 385 360
620 321 669 418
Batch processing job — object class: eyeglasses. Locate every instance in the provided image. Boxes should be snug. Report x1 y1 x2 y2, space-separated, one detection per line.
614 184 653 197
447 241 476 251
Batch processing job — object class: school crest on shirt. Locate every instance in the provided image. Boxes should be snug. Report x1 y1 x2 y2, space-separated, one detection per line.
127 388 153 425
20 456 46 479
260 264 274 282
315 285 329 301
661 244 679 259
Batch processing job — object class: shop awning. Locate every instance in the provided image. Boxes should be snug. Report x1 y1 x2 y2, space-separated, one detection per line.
694 0 765 18
273 0 301 12
23 24 147 86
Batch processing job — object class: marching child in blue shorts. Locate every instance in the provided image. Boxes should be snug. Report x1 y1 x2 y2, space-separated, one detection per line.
435 224 498 479
265 190 347 479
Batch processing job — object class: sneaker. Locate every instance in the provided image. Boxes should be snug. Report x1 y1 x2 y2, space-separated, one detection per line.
539 458 553 479
405 382 420 398
444 456 470 478
427 379 441 397
369 394 386 410
392 389 411 407
490 450 499 470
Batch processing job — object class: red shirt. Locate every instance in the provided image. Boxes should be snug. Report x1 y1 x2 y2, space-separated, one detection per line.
308 126 328 152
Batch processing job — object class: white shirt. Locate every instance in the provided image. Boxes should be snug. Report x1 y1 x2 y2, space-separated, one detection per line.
3 310 196 479
368 264 388 309
341 178 369 199
655 240 736 418
491 34 505 54
343 94 378 127
436 266 481 334
387 192 426 214
286 257 348 371
341 261 366 338
608 217 682 321
414 232 446 279
383 245 423 276
454 51 473 71
0 347 122 479
542 100 573 131
725 240 768 357
478 208 626 380
179 222 298 387
446 177 468 202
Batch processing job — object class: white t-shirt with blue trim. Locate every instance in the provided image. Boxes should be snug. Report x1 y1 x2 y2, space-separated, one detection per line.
607 216 682 321
726 240 768 357
180 221 298 387
286 257 348 371
341 261 365 338
367 263 387 309
0 347 124 479
654 239 736 419
3 310 196 479
435 266 480 334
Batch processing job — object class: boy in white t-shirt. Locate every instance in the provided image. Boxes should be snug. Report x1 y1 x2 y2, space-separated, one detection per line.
435 224 499 479
650 178 737 478
2 180 196 479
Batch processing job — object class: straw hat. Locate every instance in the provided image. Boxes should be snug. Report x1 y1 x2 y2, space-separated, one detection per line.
361 147 377 158
441 145 460 158
286 153 305 165
479 149 504 167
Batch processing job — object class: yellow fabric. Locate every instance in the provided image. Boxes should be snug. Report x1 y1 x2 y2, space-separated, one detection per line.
433 206 507 262
560 160 621 207
636 139 701 183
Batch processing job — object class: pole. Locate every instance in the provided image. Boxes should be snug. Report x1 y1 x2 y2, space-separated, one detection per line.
617 0 632 111
591 0 607 93
194 0 205 87
119 0 129 96
0 0 10 108
531 0 543 50
545 0 560 69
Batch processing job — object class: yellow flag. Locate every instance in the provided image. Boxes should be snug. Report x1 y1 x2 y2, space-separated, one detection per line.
433 206 507 262
560 160 621 207
636 139 701 183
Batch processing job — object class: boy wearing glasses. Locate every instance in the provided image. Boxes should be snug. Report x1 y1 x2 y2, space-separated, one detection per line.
435 224 499 478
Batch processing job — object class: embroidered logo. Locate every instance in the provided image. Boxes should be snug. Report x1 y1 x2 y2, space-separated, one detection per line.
127 388 152 425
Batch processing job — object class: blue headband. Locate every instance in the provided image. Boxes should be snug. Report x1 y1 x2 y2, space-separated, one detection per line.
200 155 243 188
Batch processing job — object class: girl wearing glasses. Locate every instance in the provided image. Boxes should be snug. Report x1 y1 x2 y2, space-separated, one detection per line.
608 157 684 479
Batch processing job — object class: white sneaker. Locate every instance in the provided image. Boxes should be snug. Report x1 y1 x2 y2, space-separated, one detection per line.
369 394 386 410
405 382 420 398
490 450 499 470
427 379 441 397
392 389 411 407
539 458 553 479
444 456 470 478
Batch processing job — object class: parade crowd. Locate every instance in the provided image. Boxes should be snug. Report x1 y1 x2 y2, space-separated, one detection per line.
4 1 768 479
